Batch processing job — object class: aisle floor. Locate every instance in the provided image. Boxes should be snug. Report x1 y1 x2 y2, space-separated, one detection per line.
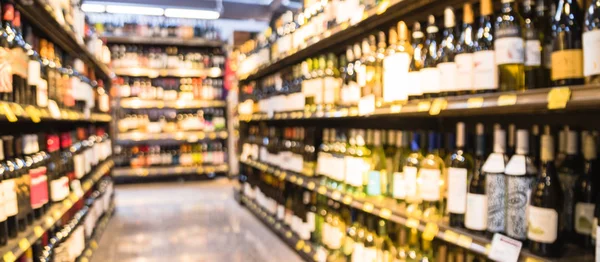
91 179 303 262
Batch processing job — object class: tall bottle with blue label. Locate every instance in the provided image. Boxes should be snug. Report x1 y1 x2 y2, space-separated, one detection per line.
365 130 386 198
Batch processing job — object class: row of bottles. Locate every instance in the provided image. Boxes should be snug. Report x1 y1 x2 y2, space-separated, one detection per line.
110 45 226 70
115 143 228 168
241 165 489 262
240 0 600 115
0 2 109 113
116 76 224 101
0 125 112 246
117 108 226 133
243 122 599 258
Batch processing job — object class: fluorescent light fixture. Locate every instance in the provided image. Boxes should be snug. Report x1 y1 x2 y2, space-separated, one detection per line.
164 8 220 19
81 3 105 13
106 5 164 16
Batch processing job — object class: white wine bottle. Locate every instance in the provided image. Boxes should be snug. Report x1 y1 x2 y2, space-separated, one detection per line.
482 125 509 237
495 0 525 91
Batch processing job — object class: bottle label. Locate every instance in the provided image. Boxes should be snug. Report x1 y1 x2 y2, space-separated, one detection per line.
0 48 13 93
447 167 467 214
346 157 367 187
419 67 441 94
343 235 355 256
306 211 316 232
473 50 498 90
403 166 418 201
486 173 506 232
3 179 18 216
465 193 488 230
329 227 343 249
342 81 361 105
583 30 600 77
317 152 332 177
357 64 367 87
574 202 595 235
525 40 542 66
323 77 341 104
383 52 410 102
366 171 382 196
419 168 441 201
10 48 28 78
363 247 377 262
559 172 577 235
527 206 558 243
50 177 69 202
406 71 422 96
74 154 85 179
455 53 474 91
495 37 525 65
392 172 406 200
506 175 535 240
437 62 458 93
0 183 4 221
322 222 330 246
277 205 285 220
351 243 364 262
551 49 583 80
30 172 49 209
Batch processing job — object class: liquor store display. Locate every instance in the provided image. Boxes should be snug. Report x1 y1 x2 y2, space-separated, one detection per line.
235 0 600 260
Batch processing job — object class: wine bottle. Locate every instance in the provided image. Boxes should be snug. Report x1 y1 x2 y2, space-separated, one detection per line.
495 0 525 91
374 32 386 107
361 37 376 98
0 1 13 102
528 134 564 257
573 134 597 247
558 128 581 241
347 129 369 198
419 132 445 220
2 136 18 238
437 7 458 96
0 139 8 245
420 15 441 98
473 0 498 93
383 22 412 103
523 0 544 89
482 125 508 237
344 46 361 107
456 2 475 94
408 22 424 100
365 130 386 197
505 129 537 242
552 0 584 86
323 53 341 112
466 124 488 233
537 0 553 88
447 122 474 228
403 132 423 206
583 0 600 84
363 215 377 262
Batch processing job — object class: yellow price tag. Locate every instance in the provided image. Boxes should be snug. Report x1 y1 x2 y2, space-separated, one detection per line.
289 175 297 183
25 106 41 123
307 181 316 190
34 226 44 237
295 240 305 250
340 22 349 30
429 98 447 116
208 132 217 139
467 97 484 108
285 231 293 239
303 245 312 254
497 94 517 106
296 178 304 185
2 103 18 122
349 107 359 116
3 251 16 262
69 193 79 202
376 0 389 14
457 235 473 248
390 105 402 113
63 199 73 208
379 208 391 219
18 238 31 250
417 101 431 112
363 203 374 213
443 230 459 243
406 218 419 229
53 210 62 220
90 240 99 249
318 186 327 195
422 223 439 241
547 87 571 109
45 216 55 226
342 195 353 205
331 191 341 200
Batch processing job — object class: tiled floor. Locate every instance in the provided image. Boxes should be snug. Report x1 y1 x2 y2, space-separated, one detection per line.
92 179 303 262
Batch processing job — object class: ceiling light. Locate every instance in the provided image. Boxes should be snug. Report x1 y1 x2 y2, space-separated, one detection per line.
106 5 164 16
164 8 220 19
81 3 105 13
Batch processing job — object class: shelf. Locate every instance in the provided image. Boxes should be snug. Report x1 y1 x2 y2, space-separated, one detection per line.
103 35 225 47
239 159 593 262
112 164 229 177
239 194 318 262
120 98 226 109
239 85 599 122
239 0 463 82
16 0 112 80
75 200 115 262
112 67 223 78
0 102 112 123
0 159 115 262
116 130 228 145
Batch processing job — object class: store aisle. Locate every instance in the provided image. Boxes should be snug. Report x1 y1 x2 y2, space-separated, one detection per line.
91 179 303 262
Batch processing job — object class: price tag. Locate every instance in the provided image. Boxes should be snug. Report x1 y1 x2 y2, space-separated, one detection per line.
467 97 484 108
377 0 390 14
331 191 341 200
362 203 374 213
429 98 447 115
547 87 571 109
497 94 517 106
47 100 61 119
422 223 439 241
34 226 44 237
90 240 98 249
358 94 375 116
296 178 304 185
295 240 305 250
25 106 41 123
3 251 16 262
390 104 402 113
318 186 327 195
208 132 217 140
53 210 62 220
18 238 30 250
406 218 419 229
457 235 473 248
289 175 297 183
349 107 359 116
443 230 459 243
1 103 17 122
45 216 55 226
417 101 431 112
342 195 353 205
303 245 311 254
487 234 522 262
307 181 316 190
379 208 391 219
280 172 287 180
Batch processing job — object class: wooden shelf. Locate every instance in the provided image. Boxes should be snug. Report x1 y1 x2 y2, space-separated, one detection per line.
240 85 599 122
103 35 225 47
116 130 228 145
16 0 112 80
112 164 229 177
120 98 226 109
239 159 594 262
0 159 115 262
112 67 223 78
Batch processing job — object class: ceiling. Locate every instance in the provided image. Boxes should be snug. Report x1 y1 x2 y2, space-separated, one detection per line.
84 0 303 21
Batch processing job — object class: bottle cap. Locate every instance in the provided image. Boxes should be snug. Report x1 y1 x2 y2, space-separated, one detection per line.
456 122 465 147
444 7 455 28
516 129 529 155
463 3 474 24
374 130 382 146
388 130 396 146
541 135 555 161
481 0 493 16
583 134 597 160
476 123 484 135
426 15 438 33
566 130 578 155
396 130 403 147
397 21 409 41
493 128 506 154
